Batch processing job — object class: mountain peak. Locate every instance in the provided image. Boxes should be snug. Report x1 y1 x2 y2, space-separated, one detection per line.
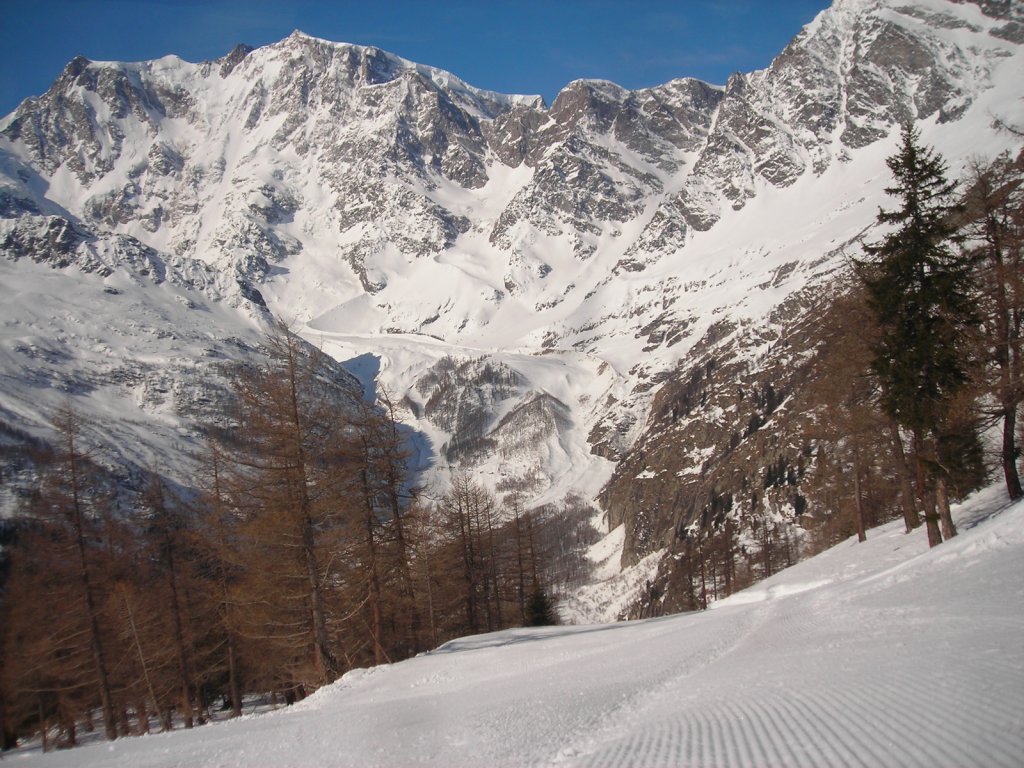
0 0 1021 555
219 43 253 76
62 54 92 78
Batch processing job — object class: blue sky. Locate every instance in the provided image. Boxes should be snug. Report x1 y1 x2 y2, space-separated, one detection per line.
0 1 831 116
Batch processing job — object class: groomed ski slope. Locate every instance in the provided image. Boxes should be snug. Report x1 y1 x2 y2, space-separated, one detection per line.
13 485 1024 768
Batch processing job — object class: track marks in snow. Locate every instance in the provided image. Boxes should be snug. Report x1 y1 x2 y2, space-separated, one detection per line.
566 658 1024 768
545 604 771 766
553 527 1024 768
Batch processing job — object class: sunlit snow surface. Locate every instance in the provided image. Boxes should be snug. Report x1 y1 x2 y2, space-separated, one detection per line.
12 485 1023 767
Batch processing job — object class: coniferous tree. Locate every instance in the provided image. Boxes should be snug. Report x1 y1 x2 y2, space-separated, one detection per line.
192 439 245 718
44 405 120 740
0 519 20 751
341 395 419 665
3 406 126 746
963 153 1024 500
218 321 348 687
524 587 556 626
367 391 422 658
858 123 975 546
436 475 491 634
803 288 910 538
140 477 201 729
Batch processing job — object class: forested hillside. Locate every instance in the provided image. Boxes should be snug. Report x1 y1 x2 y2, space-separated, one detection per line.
609 135 1024 617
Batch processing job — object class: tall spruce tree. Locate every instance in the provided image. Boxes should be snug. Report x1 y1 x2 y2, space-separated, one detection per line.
859 123 975 546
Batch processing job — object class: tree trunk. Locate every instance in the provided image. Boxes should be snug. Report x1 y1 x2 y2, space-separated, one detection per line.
388 505 421 655
761 517 772 578
302 518 338 683
697 537 708 609
58 412 118 742
936 475 958 540
513 506 527 623
919 469 943 548
37 691 48 752
709 543 719 602
723 518 735 596
280 328 339 684
456 499 479 634
912 432 942 548
423 548 438 649
116 706 131 738
377 398 423 655
207 447 243 718
0 694 15 751
889 422 921 532
225 629 242 718
122 588 159 731
166 549 195 729
135 701 150 736
362 475 385 667
986 213 1024 501
852 442 867 543
1001 403 1023 500
60 707 76 748
74 504 118 741
484 505 502 630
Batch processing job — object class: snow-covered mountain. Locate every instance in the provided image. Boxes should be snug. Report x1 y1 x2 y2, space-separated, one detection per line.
10 485 1024 767
1 0 1022 610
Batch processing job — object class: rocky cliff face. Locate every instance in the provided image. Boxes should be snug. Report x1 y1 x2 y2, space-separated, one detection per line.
1 1 1021 611
5 1 1009 311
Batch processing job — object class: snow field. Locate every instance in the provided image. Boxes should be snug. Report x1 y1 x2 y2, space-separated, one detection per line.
11 484 1023 767
5 0 1023 517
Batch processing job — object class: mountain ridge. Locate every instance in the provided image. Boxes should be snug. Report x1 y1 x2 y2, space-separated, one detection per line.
1 0 1022 616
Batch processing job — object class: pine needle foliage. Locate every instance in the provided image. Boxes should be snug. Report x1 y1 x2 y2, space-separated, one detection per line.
858 123 975 437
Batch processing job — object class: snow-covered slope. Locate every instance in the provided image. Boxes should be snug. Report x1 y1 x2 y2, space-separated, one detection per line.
0 1 1022 568
11 485 1023 767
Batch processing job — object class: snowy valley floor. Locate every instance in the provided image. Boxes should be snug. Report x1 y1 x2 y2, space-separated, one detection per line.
10 485 1024 768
